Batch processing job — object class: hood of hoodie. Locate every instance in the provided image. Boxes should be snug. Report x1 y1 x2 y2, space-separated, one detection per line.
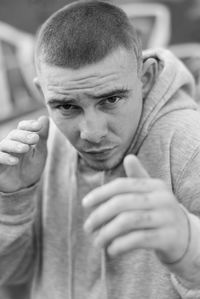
128 48 196 155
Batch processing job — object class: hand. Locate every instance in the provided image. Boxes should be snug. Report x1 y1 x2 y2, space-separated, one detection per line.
83 155 189 264
0 115 49 193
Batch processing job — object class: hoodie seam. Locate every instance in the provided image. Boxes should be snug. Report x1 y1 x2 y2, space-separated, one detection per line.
175 145 200 195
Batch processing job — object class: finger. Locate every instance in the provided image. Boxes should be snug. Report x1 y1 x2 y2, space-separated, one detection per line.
84 193 155 234
18 119 42 131
35 116 49 153
0 139 30 154
7 130 39 145
82 177 164 208
85 190 173 235
123 154 149 178
37 116 49 140
94 210 164 248
0 152 19 166
107 228 162 257
17 115 49 142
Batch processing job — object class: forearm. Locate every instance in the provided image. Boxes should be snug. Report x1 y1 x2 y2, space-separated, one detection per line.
0 183 39 285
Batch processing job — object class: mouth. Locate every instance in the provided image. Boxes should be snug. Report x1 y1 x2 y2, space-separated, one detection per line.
82 147 116 160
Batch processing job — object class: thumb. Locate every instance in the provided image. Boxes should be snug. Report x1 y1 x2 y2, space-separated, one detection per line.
35 116 49 154
123 154 149 178
37 115 49 141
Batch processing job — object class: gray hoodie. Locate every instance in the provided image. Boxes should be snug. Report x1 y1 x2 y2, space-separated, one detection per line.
0 48 200 299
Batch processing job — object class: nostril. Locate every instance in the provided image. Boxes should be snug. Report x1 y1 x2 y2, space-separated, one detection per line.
80 129 106 143
80 112 107 142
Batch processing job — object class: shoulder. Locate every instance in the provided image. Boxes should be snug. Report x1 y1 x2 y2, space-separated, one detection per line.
150 108 200 152
141 107 200 188
152 108 200 206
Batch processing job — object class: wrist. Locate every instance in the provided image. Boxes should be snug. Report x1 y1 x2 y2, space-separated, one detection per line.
0 178 41 194
0 181 40 217
161 204 191 265
164 209 200 287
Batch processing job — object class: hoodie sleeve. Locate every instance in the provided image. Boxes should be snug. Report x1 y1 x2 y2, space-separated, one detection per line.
169 212 200 298
168 146 200 298
0 182 40 286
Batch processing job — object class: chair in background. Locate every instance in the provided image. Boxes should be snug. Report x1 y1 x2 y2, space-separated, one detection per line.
120 3 171 49
169 43 200 103
0 22 44 123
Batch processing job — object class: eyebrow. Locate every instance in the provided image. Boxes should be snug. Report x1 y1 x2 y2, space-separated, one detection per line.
47 88 130 106
93 88 130 99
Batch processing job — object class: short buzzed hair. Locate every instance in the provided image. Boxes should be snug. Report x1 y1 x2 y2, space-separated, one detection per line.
35 0 142 72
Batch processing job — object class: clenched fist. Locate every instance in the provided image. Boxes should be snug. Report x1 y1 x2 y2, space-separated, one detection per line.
0 115 49 193
83 155 189 265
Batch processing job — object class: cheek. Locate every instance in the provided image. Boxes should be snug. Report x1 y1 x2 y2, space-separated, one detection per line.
118 98 142 136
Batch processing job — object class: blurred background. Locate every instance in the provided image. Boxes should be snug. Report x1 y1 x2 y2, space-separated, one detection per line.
0 0 200 139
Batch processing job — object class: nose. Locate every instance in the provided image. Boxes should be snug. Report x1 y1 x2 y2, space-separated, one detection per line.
80 110 107 143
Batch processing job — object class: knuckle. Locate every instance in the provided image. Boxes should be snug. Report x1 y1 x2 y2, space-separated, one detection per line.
18 119 35 128
129 212 150 228
132 214 142 227
16 143 29 152
18 120 26 128
142 193 150 205
23 143 30 151
0 152 18 165
142 212 153 225
26 132 39 141
116 212 134 232
109 195 123 210
7 129 18 139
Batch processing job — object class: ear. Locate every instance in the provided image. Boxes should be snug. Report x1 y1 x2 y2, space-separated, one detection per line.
33 77 43 96
141 58 159 98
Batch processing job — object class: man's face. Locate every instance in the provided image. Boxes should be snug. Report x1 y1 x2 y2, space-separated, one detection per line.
38 47 143 170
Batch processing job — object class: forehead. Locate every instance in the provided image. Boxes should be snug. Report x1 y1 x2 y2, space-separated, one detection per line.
38 47 138 97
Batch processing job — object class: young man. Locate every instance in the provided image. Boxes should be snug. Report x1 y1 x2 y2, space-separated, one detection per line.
0 1 200 298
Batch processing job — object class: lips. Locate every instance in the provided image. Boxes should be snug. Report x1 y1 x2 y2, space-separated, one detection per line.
82 147 116 159
85 148 113 154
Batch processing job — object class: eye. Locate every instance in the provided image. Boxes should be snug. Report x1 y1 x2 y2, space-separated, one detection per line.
55 103 80 116
58 103 74 111
99 95 122 107
105 96 121 104
98 95 123 111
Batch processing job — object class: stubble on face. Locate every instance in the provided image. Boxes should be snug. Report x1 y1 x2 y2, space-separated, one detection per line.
38 47 143 172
